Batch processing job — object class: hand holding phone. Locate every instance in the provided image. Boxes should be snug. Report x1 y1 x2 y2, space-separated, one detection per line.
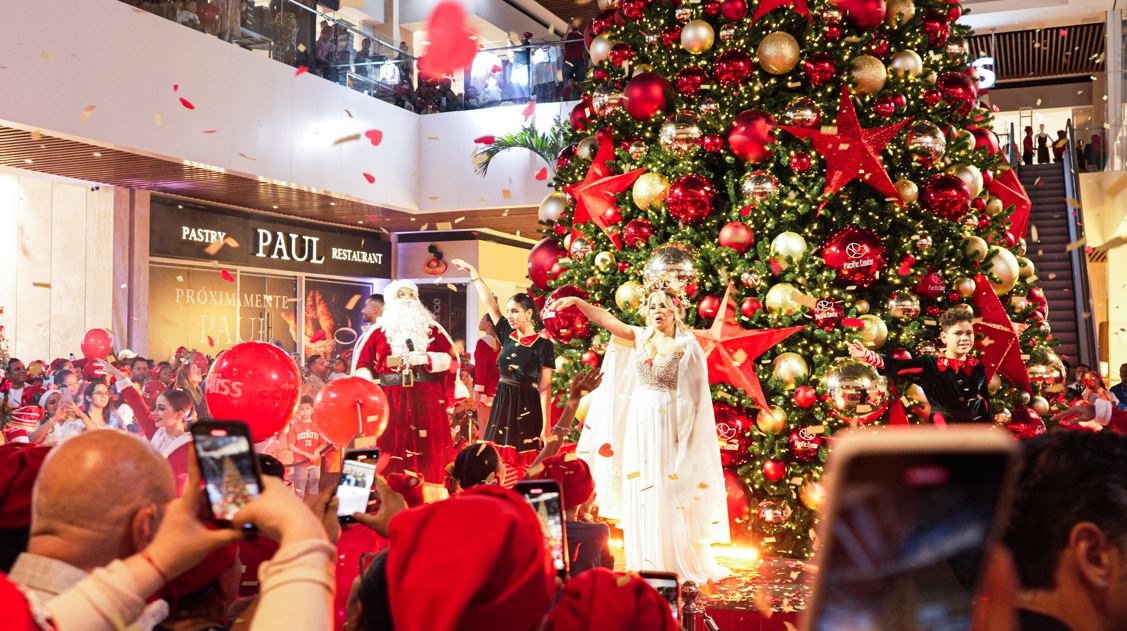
639 571 681 622
191 421 264 529
514 479 569 579
337 449 380 524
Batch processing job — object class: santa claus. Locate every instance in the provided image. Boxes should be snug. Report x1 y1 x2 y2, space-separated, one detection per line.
352 280 460 481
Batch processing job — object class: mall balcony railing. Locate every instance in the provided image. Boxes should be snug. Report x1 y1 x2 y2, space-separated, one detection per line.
120 0 586 114
1064 118 1100 368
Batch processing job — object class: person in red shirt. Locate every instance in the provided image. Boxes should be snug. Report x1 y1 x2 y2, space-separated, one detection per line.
288 396 327 499
473 314 501 439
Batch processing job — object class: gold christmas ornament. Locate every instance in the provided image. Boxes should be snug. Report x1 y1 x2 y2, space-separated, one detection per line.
680 20 715 55
895 179 919 203
643 244 698 292
658 111 703 156
849 55 887 95
1010 295 1029 311
949 164 984 198
632 172 671 210
964 235 989 262
824 358 890 423
988 373 1002 394
537 192 569 223
955 277 977 298
765 283 804 316
855 298 870 314
985 196 1004 216
1031 396 1050 416
589 35 616 64
800 479 825 510
576 135 599 160
887 292 921 320
592 83 626 116
885 0 915 27
1017 256 1035 278
905 383 928 406
1028 354 1067 396
757 32 800 75
755 405 788 435
740 171 780 207
596 0 620 10
771 352 809 389
555 355 573 372
615 280 644 311
905 121 947 165
888 50 923 77
769 232 807 269
594 251 616 273
859 314 889 349
986 246 1019 295
951 130 977 153
631 64 654 77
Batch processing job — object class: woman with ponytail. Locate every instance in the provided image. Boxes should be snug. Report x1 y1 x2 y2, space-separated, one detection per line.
451 259 555 486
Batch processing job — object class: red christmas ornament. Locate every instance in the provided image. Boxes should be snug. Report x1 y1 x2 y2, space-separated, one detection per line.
570 98 594 132
542 285 593 343
600 205 623 226
205 342 301 442
825 23 843 40
666 174 717 224
794 385 817 408
698 294 722 320
921 173 972 222
720 0 749 20
751 0 813 22
528 238 565 289
609 42 635 67
812 298 844 330
892 93 907 109
591 12 610 34
915 268 946 300
788 427 823 461
81 328 113 359
833 0 886 29
675 66 708 98
873 96 897 118
1008 406 1046 439
715 50 754 86
660 25 682 47
868 34 891 57
719 221 754 253
685 282 701 299
922 11 951 47
552 223 569 236
740 297 762 318
703 1 722 16
593 68 608 81
621 0 646 19
581 349 602 369
617 259 631 272
763 459 787 482
789 152 812 173
623 218 654 248
969 126 1000 155
803 52 838 87
889 348 913 362
313 377 389 446
727 110 776 163
624 72 672 121
700 133 726 153
556 144 576 170
926 305 941 317
714 402 755 467
821 226 885 288
938 72 978 115
922 89 943 108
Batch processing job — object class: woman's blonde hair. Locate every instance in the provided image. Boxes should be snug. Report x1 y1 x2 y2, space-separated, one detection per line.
641 289 689 339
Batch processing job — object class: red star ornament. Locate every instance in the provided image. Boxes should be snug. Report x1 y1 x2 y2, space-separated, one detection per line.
563 131 616 225
971 274 1032 393
693 284 804 411
573 169 645 248
987 168 1032 240
751 0 813 22
781 87 910 213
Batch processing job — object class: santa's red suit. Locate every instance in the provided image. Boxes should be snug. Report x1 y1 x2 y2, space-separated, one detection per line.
352 280 461 481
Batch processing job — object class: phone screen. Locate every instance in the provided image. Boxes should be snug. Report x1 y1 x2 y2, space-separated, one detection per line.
641 574 680 620
810 451 1011 631
196 433 261 522
337 459 378 517
517 484 567 575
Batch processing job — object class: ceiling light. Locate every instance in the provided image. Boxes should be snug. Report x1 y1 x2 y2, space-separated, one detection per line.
330 202 336 206
23 159 32 164
273 205 279 209
93 152 102 157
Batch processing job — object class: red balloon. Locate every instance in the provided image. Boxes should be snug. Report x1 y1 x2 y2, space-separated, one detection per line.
720 0 748 20
697 294 722 320
763 459 787 482
803 53 838 87
921 174 972 222
812 298 844 330
80 328 113 360
1008 406 1047 440
938 72 978 115
794 385 817 409
789 427 823 461
724 469 754 541
528 238 565 290
833 0 886 28
715 402 755 467
205 342 301 442
915 268 947 300
727 110 776 163
714 50 754 86
313 377 389 446
719 221 754 253
822 227 885 288
624 72 672 121
623 218 654 248
666 174 717 224
541 285 592 343
570 98 594 132
675 66 708 98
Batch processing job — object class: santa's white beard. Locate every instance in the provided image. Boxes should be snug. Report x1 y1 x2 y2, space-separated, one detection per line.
381 298 435 356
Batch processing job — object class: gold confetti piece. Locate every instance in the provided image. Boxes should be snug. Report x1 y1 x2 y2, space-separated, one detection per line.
436 221 453 230
1036 98 1042 106
1065 237 1086 252
640 484 654 492
30 130 41 140
793 292 817 308
763 536 777 544
427 135 440 140
731 349 748 364
332 133 361 146
345 294 362 310
238 152 256 161
79 105 96 121
454 216 466 224
344 109 353 118
626 471 641 480
1048 272 1058 280
668 473 679 480
616 574 632 588
1031 225 1039 242
223 236 239 248
418 430 427 438
40 51 52 60
420 223 429 231
427 195 440 200
446 284 458 291
1065 197 1081 208
378 226 389 234
32 282 51 288
501 189 512 200
515 230 521 237
697 482 710 489
176 275 184 282
154 112 162 126
203 240 225 255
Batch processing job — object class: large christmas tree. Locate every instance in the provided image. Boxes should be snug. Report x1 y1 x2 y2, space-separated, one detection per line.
530 0 1062 557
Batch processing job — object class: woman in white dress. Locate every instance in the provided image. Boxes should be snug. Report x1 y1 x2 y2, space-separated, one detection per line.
551 290 730 583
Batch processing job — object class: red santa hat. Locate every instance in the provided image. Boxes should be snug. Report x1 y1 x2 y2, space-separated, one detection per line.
4 407 43 445
386 472 425 508
0 444 52 529
0 573 53 630
545 568 679 631
532 453 594 511
159 542 239 600
19 386 46 408
385 485 556 631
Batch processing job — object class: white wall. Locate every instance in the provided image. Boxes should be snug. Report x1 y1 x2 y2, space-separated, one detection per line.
401 0 564 37
0 168 114 362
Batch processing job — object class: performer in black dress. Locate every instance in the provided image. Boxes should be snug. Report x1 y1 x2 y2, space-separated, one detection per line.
452 259 554 485
850 304 990 424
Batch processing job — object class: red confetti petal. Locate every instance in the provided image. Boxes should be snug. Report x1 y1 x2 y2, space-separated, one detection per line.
522 98 536 121
842 318 864 328
417 2 478 79
534 167 549 181
179 97 196 110
491 64 501 73
768 258 782 276
220 269 235 283
173 84 179 92
310 330 327 343
897 368 925 375
294 65 308 76
207 335 215 347
598 443 614 457
202 129 218 134
473 135 496 144
362 172 375 184
365 129 383 146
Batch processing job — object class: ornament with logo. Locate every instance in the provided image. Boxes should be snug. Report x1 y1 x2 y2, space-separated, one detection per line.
812 298 844 331
788 427 823 461
423 244 448 275
822 227 885 288
714 401 754 468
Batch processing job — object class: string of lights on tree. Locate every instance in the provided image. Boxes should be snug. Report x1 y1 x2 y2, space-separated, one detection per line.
522 0 1065 557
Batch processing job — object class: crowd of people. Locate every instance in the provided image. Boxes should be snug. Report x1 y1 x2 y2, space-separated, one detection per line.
1021 123 1107 171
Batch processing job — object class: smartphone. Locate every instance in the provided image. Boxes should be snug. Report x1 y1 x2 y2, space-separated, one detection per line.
337 448 380 523
640 571 681 622
801 427 1019 631
191 420 264 529
514 479 569 579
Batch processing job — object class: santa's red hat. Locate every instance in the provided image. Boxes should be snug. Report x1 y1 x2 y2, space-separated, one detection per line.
386 485 555 631
386 472 425 508
0 444 52 529
159 543 239 600
532 453 594 510
18 387 46 408
545 568 679 631
0 572 52 630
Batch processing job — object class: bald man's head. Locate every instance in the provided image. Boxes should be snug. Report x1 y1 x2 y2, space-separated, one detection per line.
29 431 175 567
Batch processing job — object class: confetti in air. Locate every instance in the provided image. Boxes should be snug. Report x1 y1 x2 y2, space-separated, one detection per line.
535 167 549 181
333 133 362 145
473 135 496 144
362 172 375 184
220 269 235 283
179 97 196 110
417 1 478 79
365 129 383 146
294 65 308 76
